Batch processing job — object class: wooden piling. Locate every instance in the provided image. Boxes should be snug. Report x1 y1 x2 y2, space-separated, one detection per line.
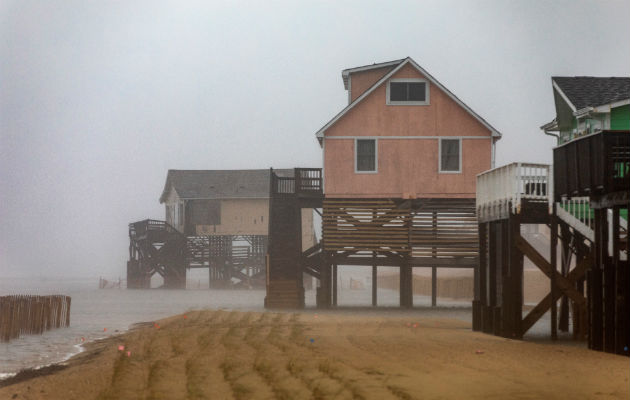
0 295 71 342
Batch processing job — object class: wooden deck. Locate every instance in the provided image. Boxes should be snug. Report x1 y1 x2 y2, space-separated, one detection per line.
474 135 629 356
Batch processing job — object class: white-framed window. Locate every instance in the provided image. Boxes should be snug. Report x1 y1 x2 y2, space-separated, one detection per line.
386 78 429 105
355 138 377 173
439 138 461 173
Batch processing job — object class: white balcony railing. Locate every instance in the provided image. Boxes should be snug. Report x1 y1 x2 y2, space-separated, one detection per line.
476 163 552 221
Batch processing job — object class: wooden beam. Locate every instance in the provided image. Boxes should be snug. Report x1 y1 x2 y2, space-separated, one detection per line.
550 209 558 340
521 256 590 335
372 252 377 307
515 233 585 306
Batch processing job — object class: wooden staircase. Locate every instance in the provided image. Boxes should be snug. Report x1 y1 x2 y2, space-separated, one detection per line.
265 168 323 309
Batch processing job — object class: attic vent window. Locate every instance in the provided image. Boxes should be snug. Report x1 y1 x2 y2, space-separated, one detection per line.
387 79 429 105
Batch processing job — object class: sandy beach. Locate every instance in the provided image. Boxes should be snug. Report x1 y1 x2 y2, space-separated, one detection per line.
1 309 628 400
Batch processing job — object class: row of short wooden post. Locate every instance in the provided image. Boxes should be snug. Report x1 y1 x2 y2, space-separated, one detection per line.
0 295 71 342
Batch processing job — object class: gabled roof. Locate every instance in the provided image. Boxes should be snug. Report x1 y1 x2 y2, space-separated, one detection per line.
159 169 293 203
316 57 502 144
552 76 630 111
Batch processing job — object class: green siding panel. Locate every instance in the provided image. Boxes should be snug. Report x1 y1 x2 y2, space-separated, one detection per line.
611 105 630 130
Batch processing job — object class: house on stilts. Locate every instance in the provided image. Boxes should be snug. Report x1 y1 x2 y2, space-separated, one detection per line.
128 169 316 289
265 57 502 309
474 76 629 356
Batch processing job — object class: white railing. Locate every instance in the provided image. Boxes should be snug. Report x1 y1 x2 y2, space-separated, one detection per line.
556 197 593 242
476 162 552 221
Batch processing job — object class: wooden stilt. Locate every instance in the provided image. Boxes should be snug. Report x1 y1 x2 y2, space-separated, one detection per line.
332 264 338 307
508 212 523 338
612 206 624 354
431 266 437 307
476 222 488 332
550 207 558 340
559 222 570 332
591 208 604 351
487 221 497 333
603 211 615 353
624 203 630 357
372 261 377 307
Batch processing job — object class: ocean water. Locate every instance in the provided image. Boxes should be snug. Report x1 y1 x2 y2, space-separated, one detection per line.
0 277 267 376
0 275 562 377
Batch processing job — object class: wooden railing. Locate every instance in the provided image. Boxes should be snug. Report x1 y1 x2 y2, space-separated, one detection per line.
0 295 71 342
476 162 552 221
553 130 629 200
129 219 180 239
270 168 322 196
295 168 322 193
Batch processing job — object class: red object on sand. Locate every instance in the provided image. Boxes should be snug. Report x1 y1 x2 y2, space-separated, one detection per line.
475 350 484 354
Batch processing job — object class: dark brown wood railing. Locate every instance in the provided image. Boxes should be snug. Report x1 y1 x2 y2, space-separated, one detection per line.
554 130 629 200
270 168 322 196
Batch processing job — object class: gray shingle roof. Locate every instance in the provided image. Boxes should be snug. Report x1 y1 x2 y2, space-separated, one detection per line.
159 169 293 203
553 76 630 110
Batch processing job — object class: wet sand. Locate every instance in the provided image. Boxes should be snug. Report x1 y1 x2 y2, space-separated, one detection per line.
1 309 628 399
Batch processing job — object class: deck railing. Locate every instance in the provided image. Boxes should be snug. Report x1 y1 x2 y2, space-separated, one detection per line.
476 162 552 221
553 130 629 200
270 168 322 196
129 219 180 238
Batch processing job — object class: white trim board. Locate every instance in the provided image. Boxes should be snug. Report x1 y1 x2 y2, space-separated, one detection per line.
552 79 577 112
316 57 502 142
324 135 491 140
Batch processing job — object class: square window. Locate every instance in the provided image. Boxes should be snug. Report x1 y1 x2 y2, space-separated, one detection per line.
407 82 426 101
356 139 377 172
389 82 407 101
440 139 461 173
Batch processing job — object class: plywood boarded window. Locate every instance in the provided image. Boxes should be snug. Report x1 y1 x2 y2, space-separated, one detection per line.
188 200 221 225
356 139 377 172
440 138 461 173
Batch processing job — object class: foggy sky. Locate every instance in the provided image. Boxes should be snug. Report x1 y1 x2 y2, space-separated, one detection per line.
1 0 629 279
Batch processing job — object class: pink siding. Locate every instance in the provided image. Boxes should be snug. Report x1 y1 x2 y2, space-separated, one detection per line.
349 67 395 102
324 63 493 198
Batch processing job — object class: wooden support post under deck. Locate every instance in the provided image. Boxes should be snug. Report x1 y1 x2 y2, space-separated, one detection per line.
559 222 570 332
485 221 497 334
624 203 630 356
508 212 523 339
473 222 487 332
591 208 604 351
500 219 509 337
332 264 338 307
431 211 437 307
372 252 377 307
399 261 413 309
550 206 558 341
574 233 588 341
612 207 624 354
603 210 615 353
431 266 437 307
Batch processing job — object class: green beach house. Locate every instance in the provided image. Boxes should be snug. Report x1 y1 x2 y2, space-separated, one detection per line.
541 76 629 225
541 76 630 144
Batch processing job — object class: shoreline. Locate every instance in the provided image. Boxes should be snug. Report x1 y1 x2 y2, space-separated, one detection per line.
0 309 628 399
0 320 158 388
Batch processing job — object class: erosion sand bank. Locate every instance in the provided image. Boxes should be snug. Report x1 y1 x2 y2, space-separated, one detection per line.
1 310 628 399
